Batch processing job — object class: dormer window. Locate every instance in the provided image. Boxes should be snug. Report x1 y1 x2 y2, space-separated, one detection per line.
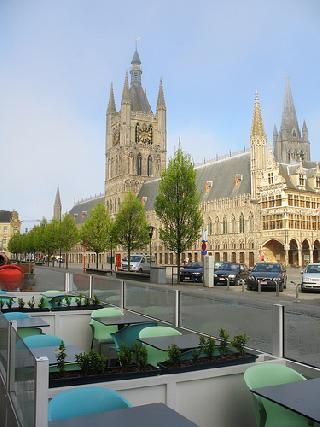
316 177 320 189
205 180 213 193
268 173 274 185
234 175 242 186
299 174 305 186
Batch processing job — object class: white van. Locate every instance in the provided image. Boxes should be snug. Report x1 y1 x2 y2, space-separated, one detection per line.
120 254 155 273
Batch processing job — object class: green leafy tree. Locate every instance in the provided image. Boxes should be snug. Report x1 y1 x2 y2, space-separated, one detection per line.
155 148 203 281
56 214 79 269
80 204 112 269
113 192 149 271
41 220 60 265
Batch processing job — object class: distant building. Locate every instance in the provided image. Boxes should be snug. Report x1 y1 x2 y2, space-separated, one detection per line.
53 188 62 221
68 50 320 268
0 210 21 257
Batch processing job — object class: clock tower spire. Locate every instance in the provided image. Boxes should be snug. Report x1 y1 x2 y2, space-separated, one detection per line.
104 49 167 215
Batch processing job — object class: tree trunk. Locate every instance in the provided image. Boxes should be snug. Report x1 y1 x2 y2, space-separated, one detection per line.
96 252 99 269
66 252 69 270
128 247 131 272
177 251 181 283
110 246 113 271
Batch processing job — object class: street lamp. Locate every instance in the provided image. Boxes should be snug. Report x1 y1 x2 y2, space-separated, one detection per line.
148 225 155 270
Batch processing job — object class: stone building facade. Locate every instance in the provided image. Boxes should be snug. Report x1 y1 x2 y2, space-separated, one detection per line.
0 210 21 257
69 50 320 268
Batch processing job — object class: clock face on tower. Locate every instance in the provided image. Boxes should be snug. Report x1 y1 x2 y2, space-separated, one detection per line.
136 123 152 144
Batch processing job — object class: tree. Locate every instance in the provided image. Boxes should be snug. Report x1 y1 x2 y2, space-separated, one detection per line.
57 214 79 269
113 192 149 271
80 204 112 269
155 148 203 282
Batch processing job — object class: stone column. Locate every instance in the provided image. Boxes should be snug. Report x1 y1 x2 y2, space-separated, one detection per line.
284 245 289 267
310 248 314 264
298 249 302 268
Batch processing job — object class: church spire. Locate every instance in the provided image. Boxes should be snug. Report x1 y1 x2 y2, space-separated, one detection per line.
130 47 142 86
280 80 300 134
157 79 166 110
53 188 62 221
250 92 266 138
107 83 116 113
121 72 130 104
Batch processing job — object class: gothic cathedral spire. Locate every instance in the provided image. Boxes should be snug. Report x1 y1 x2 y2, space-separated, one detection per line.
250 93 266 199
53 188 62 221
107 83 116 113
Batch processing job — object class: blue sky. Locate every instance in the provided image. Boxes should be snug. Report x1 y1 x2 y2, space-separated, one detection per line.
1 0 319 226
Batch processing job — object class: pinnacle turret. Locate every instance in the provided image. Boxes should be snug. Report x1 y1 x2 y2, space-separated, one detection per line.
107 83 116 113
157 79 166 110
280 80 300 135
131 49 141 65
121 72 130 104
251 93 266 138
53 188 62 221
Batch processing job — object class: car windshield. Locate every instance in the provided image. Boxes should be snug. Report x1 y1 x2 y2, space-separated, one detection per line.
253 263 281 272
305 264 320 274
219 263 239 271
123 256 142 262
185 262 203 269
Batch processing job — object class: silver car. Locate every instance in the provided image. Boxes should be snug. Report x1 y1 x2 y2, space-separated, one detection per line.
301 263 320 292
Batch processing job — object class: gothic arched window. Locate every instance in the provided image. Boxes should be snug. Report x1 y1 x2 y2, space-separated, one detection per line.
208 220 213 235
239 213 245 233
135 123 140 143
223 216 228 234
215 217 220 235
231 215 236 233
147 155 152 176
137 154 142 176
249 212 254 232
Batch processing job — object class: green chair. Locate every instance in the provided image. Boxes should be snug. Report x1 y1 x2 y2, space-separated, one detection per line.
90 307 123 352
17 327 43 339
244 363 308 427
139 326 182 367
111 321 158 351
23 334 63 348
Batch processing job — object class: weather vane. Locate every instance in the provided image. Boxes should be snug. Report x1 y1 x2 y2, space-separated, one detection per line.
135 36 141 50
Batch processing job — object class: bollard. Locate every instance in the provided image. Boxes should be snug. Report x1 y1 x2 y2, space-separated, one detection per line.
258 281 261 293
226 278 230 290
276 281 279 297
241 280 245 293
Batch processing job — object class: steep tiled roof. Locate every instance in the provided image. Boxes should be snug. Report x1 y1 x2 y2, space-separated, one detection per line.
129 84 151 113
0 210 12 223
69 196 104 225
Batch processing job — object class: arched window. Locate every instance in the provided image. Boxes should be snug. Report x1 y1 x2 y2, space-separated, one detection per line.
249 212 254 232
239 213 245 233
208 220 213 235
223 216 228 234
215 217 220 235
137 154 142 175
147 155 152 176
135 123 139 142
231 215 236 233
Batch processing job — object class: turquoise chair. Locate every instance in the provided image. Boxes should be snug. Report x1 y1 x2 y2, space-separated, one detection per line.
23 334 63 348
90 307 123 352
244 363 308 427
111 321 158 350
139 326 182 367
3 312 31 320
48 386 132 421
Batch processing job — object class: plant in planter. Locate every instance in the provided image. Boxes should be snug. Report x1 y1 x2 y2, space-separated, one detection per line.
219 328 230 355
0 299 5 311
17 298 25 310
132 342 148 370
75 351 106 376
75 294 84 307
167 344 182 366
56 341 67 376
64 296 72 308
6 299 12 310
27 296 35 310
84 296 91 307
231 334 249 356
92 294 100 306
118 344 133 369
200 336 216 359
38 297 46 310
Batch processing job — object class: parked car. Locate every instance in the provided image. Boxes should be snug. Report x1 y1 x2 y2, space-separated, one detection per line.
246 262 286 291
120 254 154 273
214 262 249 286
180 262 203 282
301 263 320 292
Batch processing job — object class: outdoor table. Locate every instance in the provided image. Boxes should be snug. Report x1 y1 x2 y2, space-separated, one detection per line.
48 402 198 426
30 344 82 364
139 333 201 351
253 377 320 423
96 311 153 327
15 317 50 328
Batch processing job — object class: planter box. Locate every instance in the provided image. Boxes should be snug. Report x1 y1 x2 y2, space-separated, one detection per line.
49 363 159 388
0 307 51 313
51 304 104 311
158 351 258 375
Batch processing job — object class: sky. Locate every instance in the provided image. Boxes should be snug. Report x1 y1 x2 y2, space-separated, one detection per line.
1 0 320 228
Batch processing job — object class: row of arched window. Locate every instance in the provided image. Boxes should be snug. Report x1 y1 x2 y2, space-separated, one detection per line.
108 154 154 178
136 154 153 176
207 213 254 235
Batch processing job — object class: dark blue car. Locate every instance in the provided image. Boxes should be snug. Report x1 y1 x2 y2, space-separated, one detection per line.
180 262 203 282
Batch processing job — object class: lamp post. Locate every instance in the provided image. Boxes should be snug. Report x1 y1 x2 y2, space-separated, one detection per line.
148 226 155 270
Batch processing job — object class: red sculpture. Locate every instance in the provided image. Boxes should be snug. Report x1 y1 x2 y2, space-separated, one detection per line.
0 264 24 290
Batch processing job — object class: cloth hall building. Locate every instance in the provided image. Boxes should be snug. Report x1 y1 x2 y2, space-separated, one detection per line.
69 49 320 268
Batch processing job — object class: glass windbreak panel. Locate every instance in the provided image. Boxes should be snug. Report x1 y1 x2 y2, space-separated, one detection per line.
180 293 273 353
70 272 90 294
92 276 122 307
12 329 36 427
284 307 320 367
125 282 176 324
34 266 66 291
0 314 9 381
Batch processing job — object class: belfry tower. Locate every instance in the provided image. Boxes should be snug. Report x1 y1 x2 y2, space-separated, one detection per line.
104 48 167 214
250 93 267 199
273 81 310 163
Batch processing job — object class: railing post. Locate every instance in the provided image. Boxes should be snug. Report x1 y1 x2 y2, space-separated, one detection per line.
272 304 284 358
226 278 230 290
7 320 17 394
64 272 70 293
89 275 93 299
175 290 181 328
258 281 261 293
121 280 125 310
35 357 49 427
275 281 279 297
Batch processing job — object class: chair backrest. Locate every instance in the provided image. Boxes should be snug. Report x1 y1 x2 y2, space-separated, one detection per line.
244 363 306 427
23 334 63 348
48 386 131 421
111 321 158 350
17 327 43 339
4 312 31 320
139 326 182 367
91 307 123 319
